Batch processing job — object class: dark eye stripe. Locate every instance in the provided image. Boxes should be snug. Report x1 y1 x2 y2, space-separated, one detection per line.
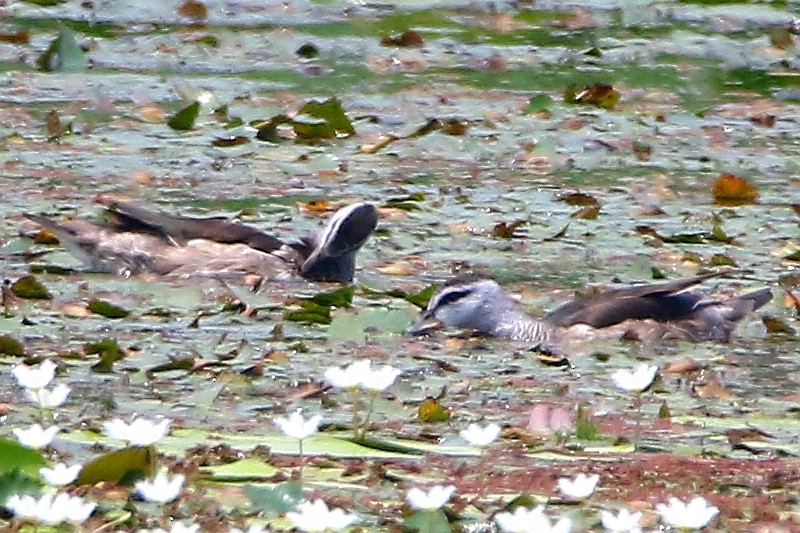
430 288 472 310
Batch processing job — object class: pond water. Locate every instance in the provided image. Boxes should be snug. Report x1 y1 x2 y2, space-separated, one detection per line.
0 0 799 531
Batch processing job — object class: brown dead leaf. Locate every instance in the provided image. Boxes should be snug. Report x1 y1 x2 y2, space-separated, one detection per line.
712 172 758 205
380 30 424 48
762 316 795 334
692 376 739 400
377 263 418 276
662 358 704 375
492 220 526 238
441 120 468 136
177 0 208 20
558 191 600 207
571 205 600 219
138 106 166 123
0 30 30 44
566 83 620 109
300 199 330 213
32 229 59 245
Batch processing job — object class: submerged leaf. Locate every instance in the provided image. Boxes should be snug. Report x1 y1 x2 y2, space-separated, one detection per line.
167 101 200 131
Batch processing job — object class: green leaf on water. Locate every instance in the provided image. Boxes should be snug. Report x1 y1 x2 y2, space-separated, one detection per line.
76 446 154 486
254 114 292 142
88 299 130 319
85 339 125 373
311 286 354 308
405 285 436 308
293 116 336 141
200 458 278 482
296 97 355 137
36 26 88 72
404 509 451 533
11 275 52 300
0 469 42 506
523 94 553 114
0 335 25 356
167 101 200 131
0 439 48 477
576 404 598 441
244 481 305 517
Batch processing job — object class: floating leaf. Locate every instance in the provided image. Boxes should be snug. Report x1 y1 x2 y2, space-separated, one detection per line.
381 30 424 47
571 205 600 219
762 316 795 335
384 193 425 211
0 438 47 477
11 276 51 300
404 509 450 533
254 114 292 142
441 119 468 136
76 446 154 486
296 97 355 138
36 26 88 72
417 397 451 422
88 299 130 319
212 135 249 147
0 335 25 356
311 286 354 308
493 220 526 238
284 302 331 324
566 83 620 109
405 285 436 308
712 173 758 205
0 30 31 44
710 253 736 267
167 101 200 131
177 0 207 20
85 339 125 373
558 191 599 207
296 43 319 58
523 94 553 114
575 404 598 440
245 481 305 517
32 228 59 244
0 469 42 507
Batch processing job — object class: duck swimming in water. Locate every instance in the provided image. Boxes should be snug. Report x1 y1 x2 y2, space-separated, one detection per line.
25 198 378 284
408 273 773 346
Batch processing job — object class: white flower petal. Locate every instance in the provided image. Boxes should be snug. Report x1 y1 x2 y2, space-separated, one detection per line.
12 360 57 390
40 463 81 486
275 410 321 440
103 417 171 446
656 496 719 530
361 364 400 391
459 423 501 447
611 364 658 393
286 500 358 532
134 472 185 503
495 505 572 533
13 424 59 449
557 473 599 501
405 485 456 511
600 508 643 532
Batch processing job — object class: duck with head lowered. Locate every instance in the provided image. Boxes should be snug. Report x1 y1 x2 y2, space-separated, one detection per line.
25 198 378 284
408 273 773 348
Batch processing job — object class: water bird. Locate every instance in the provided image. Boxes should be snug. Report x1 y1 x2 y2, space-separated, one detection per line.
25 198 378 284
408 273 772 347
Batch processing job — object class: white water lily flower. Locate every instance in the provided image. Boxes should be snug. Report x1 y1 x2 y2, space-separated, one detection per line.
324 359 373 388
405 485 456 511
656 496 719 530
286 499 359 532
134 472 185 503
6 492 95 525
274 410 321 440
610 364 658 393
137 522 200 533
362 364 401 392
557 473 600 501
459 423 501 447
103 417 171 446
495 505 572 533
25 383 71 408
40 463 81 486
600 508 643 532
13 424 59 449
12 359 57 390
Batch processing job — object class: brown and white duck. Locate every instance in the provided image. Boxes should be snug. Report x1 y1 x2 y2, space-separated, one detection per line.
25 198 378 284
408 273 773 347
